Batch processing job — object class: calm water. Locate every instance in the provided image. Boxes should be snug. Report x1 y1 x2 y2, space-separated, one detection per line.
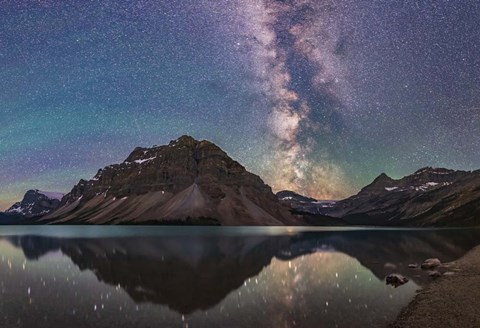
0 226 479 328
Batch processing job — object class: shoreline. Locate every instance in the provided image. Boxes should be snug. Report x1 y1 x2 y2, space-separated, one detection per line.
391 245 480 327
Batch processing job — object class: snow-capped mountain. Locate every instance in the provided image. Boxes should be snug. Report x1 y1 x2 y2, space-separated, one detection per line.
5 189 64 218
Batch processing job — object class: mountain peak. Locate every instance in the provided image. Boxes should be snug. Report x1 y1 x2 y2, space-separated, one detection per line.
356 173 396 196
169 135 198 146
373 172 393 182
5 189 63 218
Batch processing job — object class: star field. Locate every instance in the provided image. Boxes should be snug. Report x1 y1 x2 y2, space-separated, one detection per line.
1 0 479 209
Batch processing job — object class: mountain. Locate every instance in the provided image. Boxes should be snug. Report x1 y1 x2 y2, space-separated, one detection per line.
277 190 337 214
3 189 64 220
276 190 342 225
43 135 299 225
318 167 480 226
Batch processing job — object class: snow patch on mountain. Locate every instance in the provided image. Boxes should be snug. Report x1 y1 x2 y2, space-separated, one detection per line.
134 157 156 164
385 187 399 191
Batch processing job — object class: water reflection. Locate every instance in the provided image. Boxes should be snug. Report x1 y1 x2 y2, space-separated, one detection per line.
1 228 479 328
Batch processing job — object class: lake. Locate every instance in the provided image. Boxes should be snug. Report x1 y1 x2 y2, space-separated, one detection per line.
0 226 479 328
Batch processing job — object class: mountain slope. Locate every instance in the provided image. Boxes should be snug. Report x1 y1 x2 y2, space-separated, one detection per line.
44 136 299 225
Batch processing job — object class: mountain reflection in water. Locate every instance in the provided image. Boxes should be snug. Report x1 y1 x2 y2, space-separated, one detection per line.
1 227 479 328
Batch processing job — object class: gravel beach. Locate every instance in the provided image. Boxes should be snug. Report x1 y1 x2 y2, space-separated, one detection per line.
391 245 480 327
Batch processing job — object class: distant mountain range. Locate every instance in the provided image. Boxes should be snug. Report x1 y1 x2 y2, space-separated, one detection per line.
1 136 479 226
278 167 480 227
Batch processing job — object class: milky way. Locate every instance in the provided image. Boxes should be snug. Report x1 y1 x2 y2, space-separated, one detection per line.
1 0 480 209
233 0 351 198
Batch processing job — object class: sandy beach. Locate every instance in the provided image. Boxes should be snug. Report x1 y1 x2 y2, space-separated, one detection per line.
391 245 480 327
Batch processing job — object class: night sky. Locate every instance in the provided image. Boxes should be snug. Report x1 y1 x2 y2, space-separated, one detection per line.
1 0 480 210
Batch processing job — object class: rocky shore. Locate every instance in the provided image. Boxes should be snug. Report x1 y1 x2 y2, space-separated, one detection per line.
391 245 480 327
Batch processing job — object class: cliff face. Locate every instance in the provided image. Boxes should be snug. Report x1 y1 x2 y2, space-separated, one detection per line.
45 136 298 225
